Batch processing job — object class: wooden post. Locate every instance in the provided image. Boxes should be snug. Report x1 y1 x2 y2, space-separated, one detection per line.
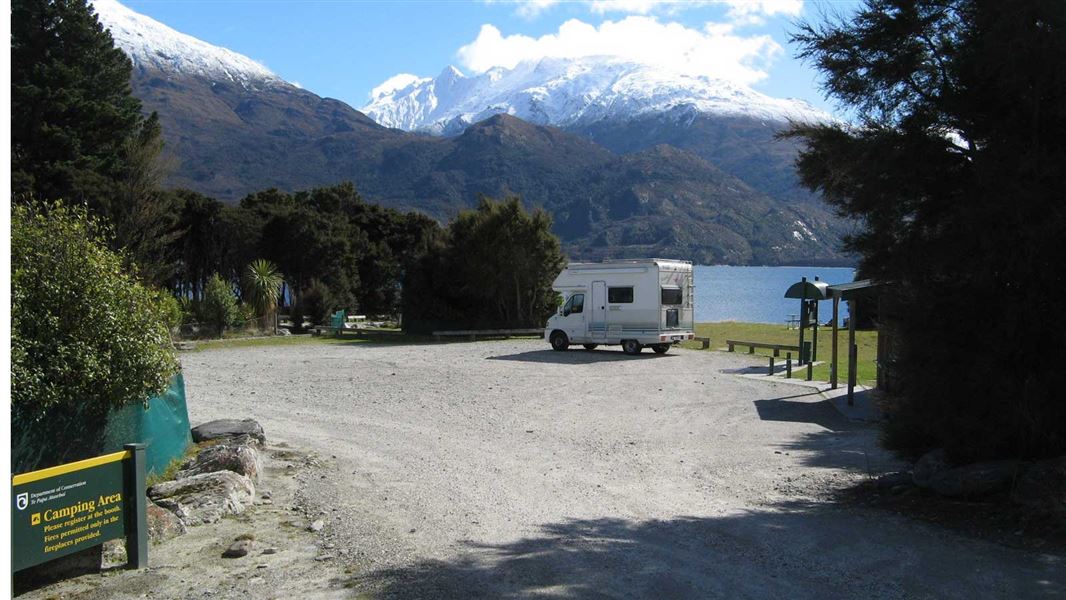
811 299 819 362
786 353 792 378
798 277 807 364
848 298 858 406
831 296 839 389
768 356 775 376
124 443 148 569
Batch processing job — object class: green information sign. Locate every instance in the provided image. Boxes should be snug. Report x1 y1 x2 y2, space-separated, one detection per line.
12 444 147 573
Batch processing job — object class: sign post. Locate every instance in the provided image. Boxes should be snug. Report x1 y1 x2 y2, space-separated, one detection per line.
12 444 147 573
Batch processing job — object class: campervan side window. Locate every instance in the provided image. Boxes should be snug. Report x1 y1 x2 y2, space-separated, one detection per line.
563 294 584 316
608 287 634 303
661 287 683 305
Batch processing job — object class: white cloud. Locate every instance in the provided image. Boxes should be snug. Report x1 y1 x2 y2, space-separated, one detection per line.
722 0 803 25
514 0 803 21
456 16 782 85
587 0 682 14
515 0 560 18
370 73 428 99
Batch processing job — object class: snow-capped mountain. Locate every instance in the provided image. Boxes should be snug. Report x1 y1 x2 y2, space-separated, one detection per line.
92 0 283 88
84 0 850 264
364 57 830 135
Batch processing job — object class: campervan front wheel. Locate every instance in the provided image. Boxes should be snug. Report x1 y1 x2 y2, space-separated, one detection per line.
550 331 569 351
622 339 643 355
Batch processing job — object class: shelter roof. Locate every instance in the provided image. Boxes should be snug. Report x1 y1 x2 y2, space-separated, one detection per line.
784 280 829 300
826 279 880 299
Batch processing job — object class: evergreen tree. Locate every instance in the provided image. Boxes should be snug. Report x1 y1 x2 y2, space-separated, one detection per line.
12 0 144 207
12 0 181 284
404 196 565 332
789 0 1066 461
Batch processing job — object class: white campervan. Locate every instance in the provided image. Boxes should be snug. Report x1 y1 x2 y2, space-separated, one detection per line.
544 258 695 355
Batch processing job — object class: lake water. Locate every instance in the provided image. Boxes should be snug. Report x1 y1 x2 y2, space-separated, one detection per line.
694 265 856 324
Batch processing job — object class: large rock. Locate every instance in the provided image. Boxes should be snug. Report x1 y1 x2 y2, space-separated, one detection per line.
928 460 1023 498
177 444 262 482
192 418 266 446
912 448 949 489
147 497 187 541
148 471 255 526
1011 456 1066 516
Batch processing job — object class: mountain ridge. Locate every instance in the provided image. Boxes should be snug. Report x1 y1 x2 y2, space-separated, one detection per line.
363 56 831 135
92 0 852 265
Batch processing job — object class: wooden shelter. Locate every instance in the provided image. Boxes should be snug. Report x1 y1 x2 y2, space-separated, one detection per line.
784 277 828 364
825 279 882 405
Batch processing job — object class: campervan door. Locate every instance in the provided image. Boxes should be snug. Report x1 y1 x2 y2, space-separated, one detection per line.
589 281 607 339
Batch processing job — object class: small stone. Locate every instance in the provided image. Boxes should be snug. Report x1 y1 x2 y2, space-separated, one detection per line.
261 491 272 500
308 519 325 532
222 539 253 558
314 554 335 562
913 449 949 489
261 548 278 555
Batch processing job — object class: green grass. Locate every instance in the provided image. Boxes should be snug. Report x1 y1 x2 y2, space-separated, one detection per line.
185 329 445 352
186 334 366 352
680 321 879 386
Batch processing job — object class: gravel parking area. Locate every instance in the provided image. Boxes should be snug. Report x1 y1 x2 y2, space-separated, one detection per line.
178 339 1064 599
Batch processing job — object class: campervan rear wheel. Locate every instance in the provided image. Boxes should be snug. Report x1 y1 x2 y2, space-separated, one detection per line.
582 344 598 350
652 344 670 354
622 339 643 355
550 331 569 351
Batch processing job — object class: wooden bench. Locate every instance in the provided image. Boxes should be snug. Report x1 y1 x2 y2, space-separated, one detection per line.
694 336 711 350
433 329 544 342
726 340 800 357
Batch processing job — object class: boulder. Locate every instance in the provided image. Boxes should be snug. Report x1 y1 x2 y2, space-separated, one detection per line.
222 539 254 558
147 497 187 541
875 471 913 490
912 449 949 489
148 471 255 526
177 444 262 482
928 460 1023 498
192 418 266 446
1011 456 1066 516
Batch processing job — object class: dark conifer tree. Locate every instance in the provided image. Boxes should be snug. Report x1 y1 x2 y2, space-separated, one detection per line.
789 0 1066 461
11 0 144 207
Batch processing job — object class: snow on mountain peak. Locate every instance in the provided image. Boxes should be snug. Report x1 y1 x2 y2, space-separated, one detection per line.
363 56 831 134
92 0 282 87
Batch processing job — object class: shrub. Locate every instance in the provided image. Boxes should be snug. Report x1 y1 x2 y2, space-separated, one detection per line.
295 279 334 328
201 273 239 337
12 203 178 470
152 288 183 333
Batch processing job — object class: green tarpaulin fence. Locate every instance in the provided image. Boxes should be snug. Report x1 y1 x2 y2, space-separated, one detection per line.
103 372 192 477
12 372 192 477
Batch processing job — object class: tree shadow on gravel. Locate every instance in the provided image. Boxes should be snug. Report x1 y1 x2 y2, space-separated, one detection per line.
487 349 678 364
341 506 1064 599
754 392 867 433
752 391 898 473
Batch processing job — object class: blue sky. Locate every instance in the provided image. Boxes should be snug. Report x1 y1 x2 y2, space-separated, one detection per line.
120 0 861 114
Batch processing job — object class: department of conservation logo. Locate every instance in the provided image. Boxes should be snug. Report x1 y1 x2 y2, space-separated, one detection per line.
16 492 28 511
